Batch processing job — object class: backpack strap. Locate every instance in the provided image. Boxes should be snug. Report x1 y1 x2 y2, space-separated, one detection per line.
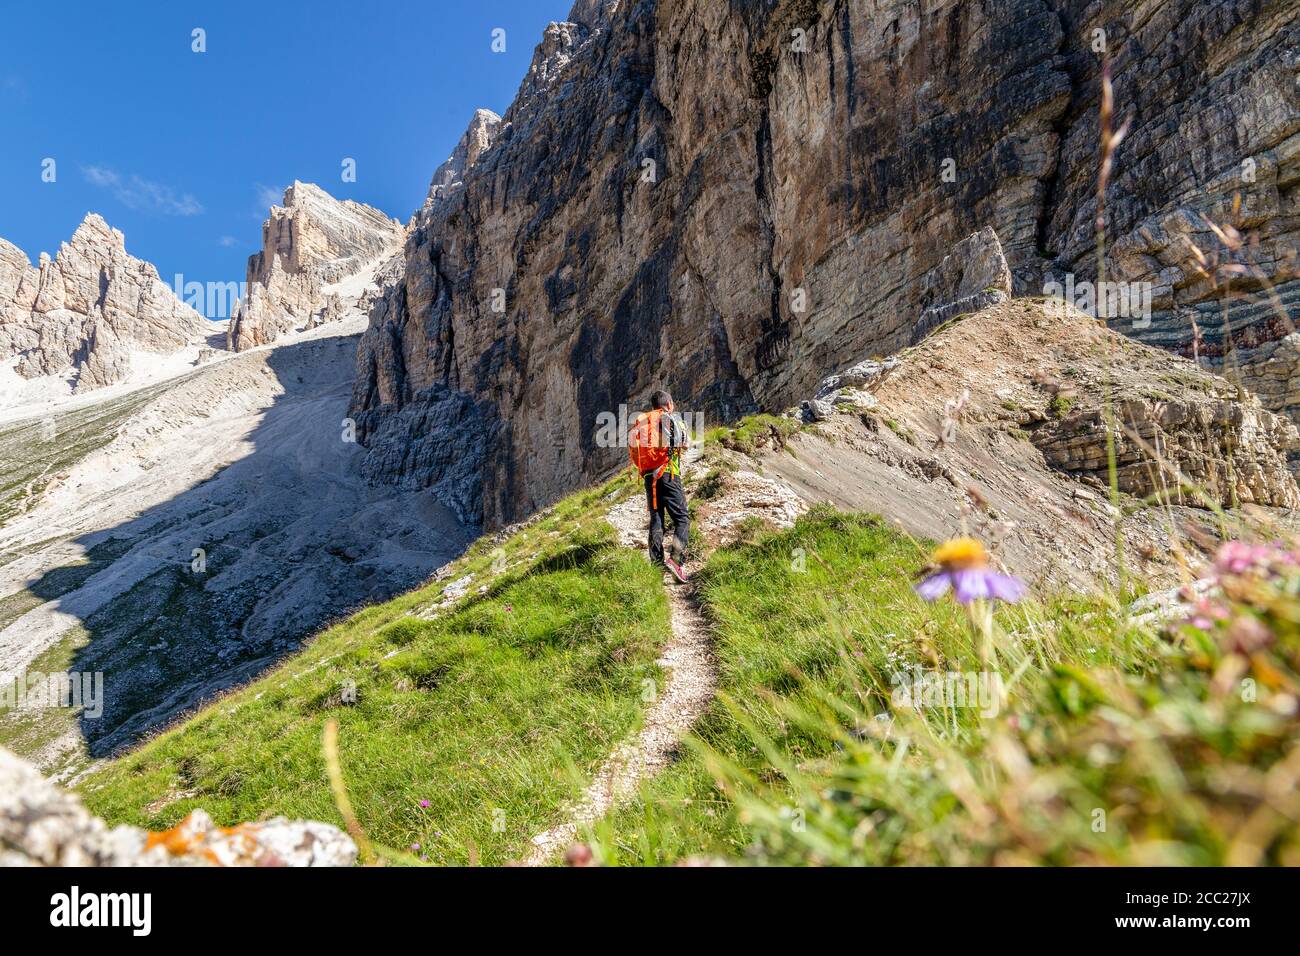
648 460 671 512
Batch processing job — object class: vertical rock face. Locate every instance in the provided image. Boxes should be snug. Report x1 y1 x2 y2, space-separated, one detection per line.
1040 0 1300 430
911 227 1014 345
227 182 405 352
351 0 1299 528
421 109 503 211
0 215 207 391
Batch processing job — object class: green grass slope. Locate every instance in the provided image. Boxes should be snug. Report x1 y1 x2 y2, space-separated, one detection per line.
592 506 1300 866
77 421 1300 867
79 476 672 865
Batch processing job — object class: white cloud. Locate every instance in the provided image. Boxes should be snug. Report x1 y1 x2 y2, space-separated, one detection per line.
81 165 204 216
255 183 287 211
218 235 239 247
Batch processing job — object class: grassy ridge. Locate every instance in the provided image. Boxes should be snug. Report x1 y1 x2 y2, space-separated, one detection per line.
79 477 673 865
594 506 946 862
75 459 1300 865
593 506 1299 865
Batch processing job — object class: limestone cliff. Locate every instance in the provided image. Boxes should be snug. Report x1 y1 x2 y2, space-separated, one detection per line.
1041 0 1300 437
227 182 405 352
421 109 503 212
0 215 206 392
351 0 1299 527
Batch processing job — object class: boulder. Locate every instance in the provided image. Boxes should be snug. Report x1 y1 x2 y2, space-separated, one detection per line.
0 746 356 867
800 399 834 422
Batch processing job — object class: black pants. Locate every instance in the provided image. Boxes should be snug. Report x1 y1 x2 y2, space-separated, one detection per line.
645 472 689 564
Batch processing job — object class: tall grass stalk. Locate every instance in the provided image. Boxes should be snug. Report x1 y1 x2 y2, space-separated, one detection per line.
1096 57 1131 600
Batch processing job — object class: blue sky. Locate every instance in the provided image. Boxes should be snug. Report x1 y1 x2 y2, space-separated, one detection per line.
0 0 570 317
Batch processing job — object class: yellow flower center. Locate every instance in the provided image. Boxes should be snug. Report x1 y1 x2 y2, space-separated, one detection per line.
932 537 989 570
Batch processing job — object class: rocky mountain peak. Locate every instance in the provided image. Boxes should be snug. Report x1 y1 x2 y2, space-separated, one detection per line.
250 181 403 286
0 237 36 304
228 183 405 352
422 109 503 211
0 213 206 394
280 179 317 208
67 212 122 248
492 7 621 138
507 20 592 119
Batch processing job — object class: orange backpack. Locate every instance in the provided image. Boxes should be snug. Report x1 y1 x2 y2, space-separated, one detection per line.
628 409 671 476
629 409 678 509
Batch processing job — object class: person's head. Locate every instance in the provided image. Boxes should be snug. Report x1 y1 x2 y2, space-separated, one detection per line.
650 389 673 412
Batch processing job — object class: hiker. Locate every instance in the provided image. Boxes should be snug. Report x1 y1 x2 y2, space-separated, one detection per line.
628 389 690 581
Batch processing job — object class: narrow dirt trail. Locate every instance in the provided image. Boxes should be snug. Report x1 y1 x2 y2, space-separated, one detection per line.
520 490 718 866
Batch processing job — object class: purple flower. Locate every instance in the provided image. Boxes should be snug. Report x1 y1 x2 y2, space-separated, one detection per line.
916 567 1026 604
419 800 430 809
1226 615 1274 654
915 537 1026 605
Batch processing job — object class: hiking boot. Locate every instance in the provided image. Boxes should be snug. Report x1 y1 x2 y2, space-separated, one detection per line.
664 540 688 582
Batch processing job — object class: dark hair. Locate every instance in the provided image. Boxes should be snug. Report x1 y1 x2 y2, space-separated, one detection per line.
650 389 672 409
